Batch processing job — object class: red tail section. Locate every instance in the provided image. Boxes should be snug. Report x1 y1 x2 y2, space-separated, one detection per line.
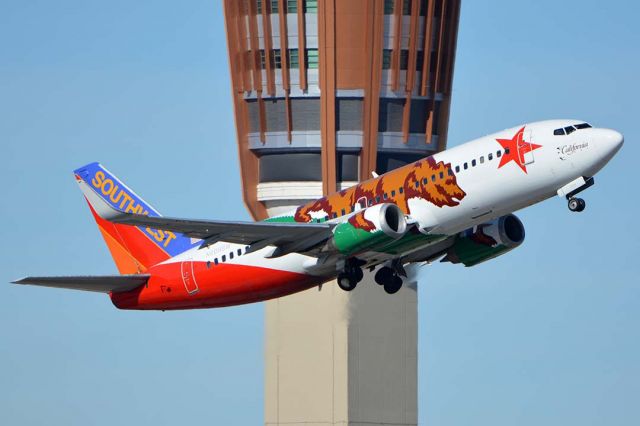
74 163 199 274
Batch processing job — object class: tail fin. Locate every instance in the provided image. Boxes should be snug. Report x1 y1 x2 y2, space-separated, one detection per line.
73 162 199 274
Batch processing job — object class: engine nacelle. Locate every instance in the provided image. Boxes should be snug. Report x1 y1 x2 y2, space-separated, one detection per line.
443 214 525 267
329 203 408 255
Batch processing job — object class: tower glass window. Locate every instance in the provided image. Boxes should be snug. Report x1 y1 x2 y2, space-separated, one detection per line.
306 49 319 69
382 49 392 69
287 0 297 13
384 0 394 14
259 50 266 69
270 0 279 13
403 0 411 15
288 49 299 68
304 0 318 13
273 49 282 69
400 50 409 70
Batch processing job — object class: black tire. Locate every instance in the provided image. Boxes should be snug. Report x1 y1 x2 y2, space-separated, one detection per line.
337 273 357 291
568 198 580 212
576 198 586 212
384 276 403 295
374 266 393 286
353 267 364 283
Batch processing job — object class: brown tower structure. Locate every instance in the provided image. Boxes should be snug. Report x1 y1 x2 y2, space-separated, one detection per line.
223 1 461 424
224 0 460 220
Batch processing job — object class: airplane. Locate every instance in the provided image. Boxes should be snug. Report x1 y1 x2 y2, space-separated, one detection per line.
13 119 623 310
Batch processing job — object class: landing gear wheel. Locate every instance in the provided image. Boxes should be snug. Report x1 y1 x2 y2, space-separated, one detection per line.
353 266 364 283
375 267 403 294
383 276 403 295
337 273 357 291
374 266 393 286
568 197 586 212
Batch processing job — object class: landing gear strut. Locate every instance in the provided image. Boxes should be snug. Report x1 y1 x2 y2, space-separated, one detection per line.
568 197 586 212
337 262 364 292
559 177 593 213
374 266 403 295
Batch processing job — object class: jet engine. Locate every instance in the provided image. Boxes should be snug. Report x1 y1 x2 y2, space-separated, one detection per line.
443 214 525 267
329 203 408 255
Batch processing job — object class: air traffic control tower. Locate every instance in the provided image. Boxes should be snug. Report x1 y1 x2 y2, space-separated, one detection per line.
223 1 461 424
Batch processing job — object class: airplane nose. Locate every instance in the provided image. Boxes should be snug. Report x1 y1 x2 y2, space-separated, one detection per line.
600 128 624 155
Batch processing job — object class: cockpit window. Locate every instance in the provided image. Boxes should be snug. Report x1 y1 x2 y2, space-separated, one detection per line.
554 123 591 135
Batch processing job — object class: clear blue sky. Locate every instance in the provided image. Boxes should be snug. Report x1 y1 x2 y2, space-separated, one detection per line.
1 1 638 425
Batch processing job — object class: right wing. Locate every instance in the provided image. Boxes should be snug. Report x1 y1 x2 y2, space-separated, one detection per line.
12 275 150 293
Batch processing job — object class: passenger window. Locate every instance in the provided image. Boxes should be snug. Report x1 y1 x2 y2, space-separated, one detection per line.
376 196 381 203
229 252 234 260
464 162 468 170
214 258 219 265
554 128 565 135
488 153 493 161
431 174 436 182
448 168 453 176
472 159 477 167
221 255 226 262
341 208 346 215
383 193 388 200
368 199 373 206
422 178 428 185
496 150 502 158
332 212 337 219
439 171 444 179
504 148 510 155
414 181 419 188
480 156 485 164
391 190 396 197
455 165 460 173
206 261 211 268
399 187 404 194
237 248 242 256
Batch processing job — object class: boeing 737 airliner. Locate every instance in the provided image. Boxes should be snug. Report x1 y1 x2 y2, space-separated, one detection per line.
13 120 623 309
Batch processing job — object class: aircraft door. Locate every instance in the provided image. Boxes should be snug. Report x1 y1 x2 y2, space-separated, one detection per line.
181 261 199 295
355 196 367 211
519 129 535 166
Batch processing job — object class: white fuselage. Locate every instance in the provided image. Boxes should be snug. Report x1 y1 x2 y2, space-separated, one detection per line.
167 119 623 278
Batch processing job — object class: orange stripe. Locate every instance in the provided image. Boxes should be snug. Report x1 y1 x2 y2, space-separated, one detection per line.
96 223 147 274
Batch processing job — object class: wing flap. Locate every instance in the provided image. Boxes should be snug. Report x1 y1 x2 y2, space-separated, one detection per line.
12 275 150 293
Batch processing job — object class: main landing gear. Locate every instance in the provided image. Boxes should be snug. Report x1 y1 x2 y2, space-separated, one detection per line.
374 267 403 294
374 260 406 295
568 197 586 212
337 261 364 292
336 259 405 295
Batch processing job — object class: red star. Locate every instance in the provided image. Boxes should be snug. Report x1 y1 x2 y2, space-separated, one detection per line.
496 126 542 174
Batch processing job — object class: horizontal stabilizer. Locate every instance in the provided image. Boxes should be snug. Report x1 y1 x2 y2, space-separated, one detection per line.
12 275 149 293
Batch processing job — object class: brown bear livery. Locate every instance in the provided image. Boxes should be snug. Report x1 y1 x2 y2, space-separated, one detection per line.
294 157 466 231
